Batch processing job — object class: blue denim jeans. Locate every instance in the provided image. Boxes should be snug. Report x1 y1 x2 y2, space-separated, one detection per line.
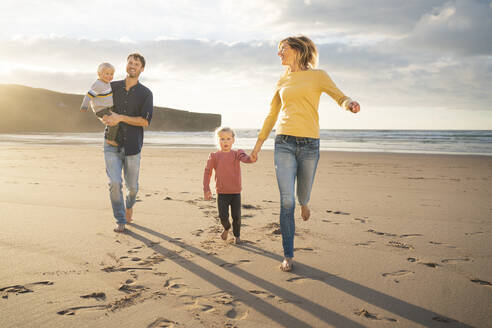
274 135 320 258
104 143 141 224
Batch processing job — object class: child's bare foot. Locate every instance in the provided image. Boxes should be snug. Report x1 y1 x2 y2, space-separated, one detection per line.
221 229 229 241
234 236 241 244
301 205 310 221
279 257 293 272
114 224 125 233
126 208 133 223
106 139 118 147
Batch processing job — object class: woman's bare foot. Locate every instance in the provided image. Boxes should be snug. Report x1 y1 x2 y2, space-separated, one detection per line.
279 257 293 272
221 229 229 241
234 236 241 244
301 205 310 221
126 208 133 223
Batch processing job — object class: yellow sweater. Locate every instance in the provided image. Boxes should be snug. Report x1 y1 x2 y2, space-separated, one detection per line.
258 69 352 140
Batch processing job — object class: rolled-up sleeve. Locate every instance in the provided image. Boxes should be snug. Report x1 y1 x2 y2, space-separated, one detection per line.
142 91 153 124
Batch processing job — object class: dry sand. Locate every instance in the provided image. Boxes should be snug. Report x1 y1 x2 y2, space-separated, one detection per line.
0 144 491 328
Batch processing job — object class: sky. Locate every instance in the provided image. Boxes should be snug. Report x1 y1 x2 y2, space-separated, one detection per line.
0 0 491 130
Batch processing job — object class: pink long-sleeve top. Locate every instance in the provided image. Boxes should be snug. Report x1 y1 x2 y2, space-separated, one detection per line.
203 149 252 194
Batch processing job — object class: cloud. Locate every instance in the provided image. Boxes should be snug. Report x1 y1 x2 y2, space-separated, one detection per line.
404 0 492 55
1 35 490 114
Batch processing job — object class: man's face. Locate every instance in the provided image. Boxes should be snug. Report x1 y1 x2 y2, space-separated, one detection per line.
126 57 144 78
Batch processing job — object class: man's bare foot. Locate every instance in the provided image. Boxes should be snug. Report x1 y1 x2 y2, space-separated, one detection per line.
234 236 241 244
279 257 293 272
301 205 310 221
114 224 125 233
106 139 118 147
126 208 133 223
221 229 229 241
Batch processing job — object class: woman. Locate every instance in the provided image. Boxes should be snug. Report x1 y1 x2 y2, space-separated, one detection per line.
250 36 360 272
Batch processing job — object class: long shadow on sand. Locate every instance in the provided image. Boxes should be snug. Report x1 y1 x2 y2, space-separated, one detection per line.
127 223 364 328
239 243 472 327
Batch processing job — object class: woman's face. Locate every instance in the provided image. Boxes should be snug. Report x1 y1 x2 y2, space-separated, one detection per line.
278 42 297 67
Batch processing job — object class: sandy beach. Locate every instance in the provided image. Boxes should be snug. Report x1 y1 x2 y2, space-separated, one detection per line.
0 144 491 328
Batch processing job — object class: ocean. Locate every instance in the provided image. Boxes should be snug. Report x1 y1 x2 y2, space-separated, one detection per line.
1 130 491 156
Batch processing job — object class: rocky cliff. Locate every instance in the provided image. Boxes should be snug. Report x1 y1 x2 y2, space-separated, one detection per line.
0 84 221 133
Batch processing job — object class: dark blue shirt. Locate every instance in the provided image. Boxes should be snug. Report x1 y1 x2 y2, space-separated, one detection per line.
110 80 153 156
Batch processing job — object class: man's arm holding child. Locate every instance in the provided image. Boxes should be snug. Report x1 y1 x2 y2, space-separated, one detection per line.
103 92 153 127
103 113 149 127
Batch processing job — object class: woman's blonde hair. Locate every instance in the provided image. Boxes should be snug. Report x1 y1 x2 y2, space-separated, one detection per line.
279 35 318 71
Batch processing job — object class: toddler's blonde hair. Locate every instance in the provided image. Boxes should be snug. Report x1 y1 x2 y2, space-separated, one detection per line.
97 62 115 73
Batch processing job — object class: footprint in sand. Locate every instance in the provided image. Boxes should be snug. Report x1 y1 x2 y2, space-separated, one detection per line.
101 266 153 273
219 259 251 268
164 278 188 294
367 229 397 237
387 240 413 249
293 247 314 252
465 231 483 236
1 281 53 299
441 258 471 264
286 277 310 284
119 284 147 294
420 262 439 268
429 241 457 248
326 210 350 215
192 229 204 237
470 279 492 286
382 270 414 278
188 291 249 321
354 218 367 223
249 289 291 304
263 222 281 235
354 308 397 322
322 219 340 225
147 318 179 327
189 300 215 313
242 204 261 210
399 234 423 238
355 241 375 246
80 292 106 301
57 305 108 315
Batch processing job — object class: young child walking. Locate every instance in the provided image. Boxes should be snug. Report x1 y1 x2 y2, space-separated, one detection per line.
203 127 253 244
80 62 119 146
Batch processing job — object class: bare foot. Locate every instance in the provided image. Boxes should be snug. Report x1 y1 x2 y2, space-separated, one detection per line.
234 237 241 244
221 229 229 241
114 224 125 233
280 258 293 272
126 208 133 223
106 139 118 147
301 205 310 221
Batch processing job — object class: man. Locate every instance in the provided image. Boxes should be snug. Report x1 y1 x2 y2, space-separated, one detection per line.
102 53 153 232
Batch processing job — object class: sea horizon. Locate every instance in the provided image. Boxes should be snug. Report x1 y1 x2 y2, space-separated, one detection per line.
1 129 491 156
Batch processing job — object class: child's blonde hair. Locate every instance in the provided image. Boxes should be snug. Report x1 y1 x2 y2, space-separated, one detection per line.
98 62 115 73
215 126 235 138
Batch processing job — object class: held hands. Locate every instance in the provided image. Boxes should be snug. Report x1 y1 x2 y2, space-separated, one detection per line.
348 101 360 113
204 191 212 201
102 111 122 126
250 151 258 163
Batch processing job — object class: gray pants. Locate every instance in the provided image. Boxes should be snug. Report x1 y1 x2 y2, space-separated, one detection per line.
96 107 119 143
